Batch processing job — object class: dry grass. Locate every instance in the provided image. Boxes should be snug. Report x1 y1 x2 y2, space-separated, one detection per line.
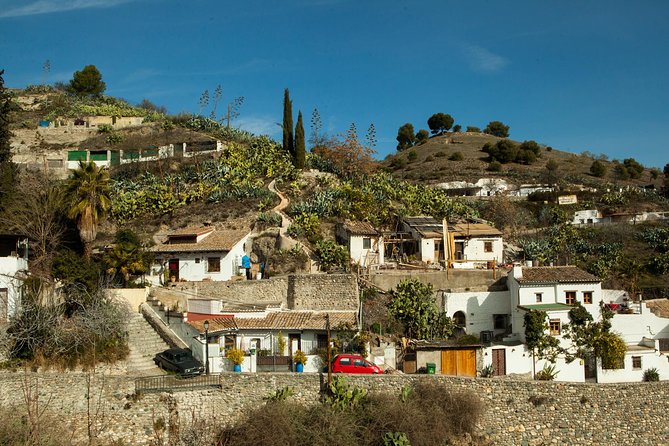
217 379 483 446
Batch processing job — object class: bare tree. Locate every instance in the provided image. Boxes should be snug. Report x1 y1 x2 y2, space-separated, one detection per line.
0 171 67 279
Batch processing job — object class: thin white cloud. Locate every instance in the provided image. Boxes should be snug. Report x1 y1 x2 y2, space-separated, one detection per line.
235 116 280 137
0 0 134 18
464 45 509 73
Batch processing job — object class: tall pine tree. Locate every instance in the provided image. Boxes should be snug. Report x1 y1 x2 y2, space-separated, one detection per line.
282 88 294 159
294 111 306 169
0 70 16 209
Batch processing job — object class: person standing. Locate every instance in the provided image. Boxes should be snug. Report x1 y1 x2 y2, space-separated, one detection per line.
242 254 252 280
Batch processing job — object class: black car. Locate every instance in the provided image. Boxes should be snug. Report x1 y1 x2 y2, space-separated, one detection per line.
154 348 205 376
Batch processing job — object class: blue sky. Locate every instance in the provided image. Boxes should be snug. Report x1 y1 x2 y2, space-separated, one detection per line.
1 0 668 168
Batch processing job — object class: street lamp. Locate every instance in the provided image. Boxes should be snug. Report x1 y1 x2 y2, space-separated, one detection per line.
204 320 210 375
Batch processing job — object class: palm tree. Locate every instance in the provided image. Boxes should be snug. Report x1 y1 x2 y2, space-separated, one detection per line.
67 160 111 258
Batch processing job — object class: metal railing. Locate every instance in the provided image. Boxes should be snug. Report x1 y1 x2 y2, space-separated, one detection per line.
135 374 221 394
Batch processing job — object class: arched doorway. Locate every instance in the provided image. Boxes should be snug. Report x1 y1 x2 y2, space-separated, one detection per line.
453 311 466 328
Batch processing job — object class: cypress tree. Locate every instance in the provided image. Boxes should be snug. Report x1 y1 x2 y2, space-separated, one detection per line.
0 70 16 208
294 111 306 169
282 88 294 158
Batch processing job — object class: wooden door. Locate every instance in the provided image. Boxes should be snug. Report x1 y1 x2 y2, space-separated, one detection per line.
492 349 506 376
168 259 179 281
441 349 476 377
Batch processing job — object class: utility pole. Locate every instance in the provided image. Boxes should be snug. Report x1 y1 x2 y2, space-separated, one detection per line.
326 314 332 388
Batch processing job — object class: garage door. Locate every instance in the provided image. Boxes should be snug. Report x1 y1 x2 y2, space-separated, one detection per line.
441 349 476 377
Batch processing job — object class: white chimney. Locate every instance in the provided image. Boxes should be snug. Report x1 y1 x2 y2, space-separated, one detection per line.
512 263 523 279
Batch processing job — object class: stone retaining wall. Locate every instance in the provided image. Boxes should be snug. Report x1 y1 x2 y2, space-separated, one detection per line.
153 273 359 311
0 371 667 445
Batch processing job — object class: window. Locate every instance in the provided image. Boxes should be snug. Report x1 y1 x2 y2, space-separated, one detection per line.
632 356 642 370
583 291 593 305
317 334 328 349
535 293 543 303
207 257 221 273
493 314 507 330
484 241 493 253
195 258 201 264
549 319 561 335
339 357 351 365
362 237 371 249
565 291 576 305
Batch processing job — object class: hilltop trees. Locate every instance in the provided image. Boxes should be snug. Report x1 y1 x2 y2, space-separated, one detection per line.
415 129 430 145
427 112 454 135
482 139 540 164
396 123 415 151
69 64 106 98
484 120 510 137
590 160 607 177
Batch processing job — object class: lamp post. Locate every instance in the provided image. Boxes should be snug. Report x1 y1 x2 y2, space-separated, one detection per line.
204 320 210 375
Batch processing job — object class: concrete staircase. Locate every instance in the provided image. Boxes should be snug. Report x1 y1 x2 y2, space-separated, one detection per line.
126 311 170 376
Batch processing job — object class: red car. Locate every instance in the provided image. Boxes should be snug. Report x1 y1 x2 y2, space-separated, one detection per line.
329 354 382 374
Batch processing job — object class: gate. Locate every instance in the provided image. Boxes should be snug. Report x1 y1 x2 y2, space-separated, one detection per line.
441 349 476 377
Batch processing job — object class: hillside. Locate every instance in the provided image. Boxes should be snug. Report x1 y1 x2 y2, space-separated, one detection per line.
382 132 664 189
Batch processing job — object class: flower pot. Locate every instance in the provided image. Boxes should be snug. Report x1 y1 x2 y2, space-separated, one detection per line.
295 362 304 373
233 364 242 372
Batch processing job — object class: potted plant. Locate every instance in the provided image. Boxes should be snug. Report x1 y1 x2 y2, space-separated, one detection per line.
293 350 307 373
226 348 245 372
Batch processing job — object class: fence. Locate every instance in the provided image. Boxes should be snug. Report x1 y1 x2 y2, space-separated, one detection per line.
134 373 221 394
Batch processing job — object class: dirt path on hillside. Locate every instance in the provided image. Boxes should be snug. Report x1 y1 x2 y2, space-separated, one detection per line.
267 179 318 272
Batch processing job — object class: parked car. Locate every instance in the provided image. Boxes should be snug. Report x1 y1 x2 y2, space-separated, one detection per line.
154 348 205 376
328 354 382 374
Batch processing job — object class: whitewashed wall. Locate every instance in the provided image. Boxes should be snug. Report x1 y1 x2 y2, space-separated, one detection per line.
348 234 384 266
461 237 503 263
0 256 28 319
442 291 510 336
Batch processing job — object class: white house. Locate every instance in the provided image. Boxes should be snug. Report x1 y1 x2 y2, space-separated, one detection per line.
401 217 503 266
335 220 384 267
436 178 509 197
184 309 358 373
571 209 611 226
0 235 29 322
148 226 250 284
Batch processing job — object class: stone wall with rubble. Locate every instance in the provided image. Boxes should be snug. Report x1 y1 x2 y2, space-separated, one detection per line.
0 371 667 445
152 273 359 311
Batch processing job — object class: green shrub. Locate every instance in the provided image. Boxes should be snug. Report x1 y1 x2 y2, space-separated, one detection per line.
407 150 417 162
315 239 349 271
487 160 502 172
535 364 559 381
643 367 659 382
448 151 464 161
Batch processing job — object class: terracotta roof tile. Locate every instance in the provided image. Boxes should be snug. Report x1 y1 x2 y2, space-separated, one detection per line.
168 226 215 237
517 266 599 284
188 311 358 333
341 220 380 236
451 223 502 237
189 316 237 333
151 229 249 253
